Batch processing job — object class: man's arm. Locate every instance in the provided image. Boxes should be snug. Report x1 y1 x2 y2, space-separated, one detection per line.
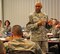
26 15 39 31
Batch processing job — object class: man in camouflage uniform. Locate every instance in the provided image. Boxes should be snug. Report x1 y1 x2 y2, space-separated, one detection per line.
26 2 48 54
4 25 42 54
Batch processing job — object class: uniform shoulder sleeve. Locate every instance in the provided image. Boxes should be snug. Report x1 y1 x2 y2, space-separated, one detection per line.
29 12 34 23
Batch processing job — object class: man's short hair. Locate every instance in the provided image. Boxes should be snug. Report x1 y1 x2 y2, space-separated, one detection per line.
35 2 42 8
12 25 23 36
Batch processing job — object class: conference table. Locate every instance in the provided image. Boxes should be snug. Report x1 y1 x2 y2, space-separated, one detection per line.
48 38 60 54
0 34 60 54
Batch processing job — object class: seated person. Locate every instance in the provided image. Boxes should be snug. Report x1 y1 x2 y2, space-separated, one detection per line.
50 19 60 38
4 20 11 36
0 20 4 37
0 40 6 54
5 25 42 54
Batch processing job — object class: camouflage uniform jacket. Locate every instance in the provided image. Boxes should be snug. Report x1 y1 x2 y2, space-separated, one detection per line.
26 12 48 41
4 38 42 54
50 27 60 38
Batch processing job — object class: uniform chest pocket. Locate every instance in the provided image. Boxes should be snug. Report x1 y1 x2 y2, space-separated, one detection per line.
33 16 40 23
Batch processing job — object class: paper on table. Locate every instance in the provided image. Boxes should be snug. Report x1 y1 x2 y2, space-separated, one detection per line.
0 38 6 40
47 33 53 35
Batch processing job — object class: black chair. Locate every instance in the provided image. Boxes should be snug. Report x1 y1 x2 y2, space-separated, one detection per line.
7 50 35 54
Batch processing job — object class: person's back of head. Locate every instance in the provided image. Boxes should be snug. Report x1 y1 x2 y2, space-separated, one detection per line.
12 25 23 37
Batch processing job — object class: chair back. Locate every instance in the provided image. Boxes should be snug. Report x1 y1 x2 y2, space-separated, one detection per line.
7 50 35 54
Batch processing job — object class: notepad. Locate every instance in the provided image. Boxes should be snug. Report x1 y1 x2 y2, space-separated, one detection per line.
0 38 6 40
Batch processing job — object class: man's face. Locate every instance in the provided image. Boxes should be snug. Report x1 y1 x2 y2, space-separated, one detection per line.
52 20 57 25
35 3 42 13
